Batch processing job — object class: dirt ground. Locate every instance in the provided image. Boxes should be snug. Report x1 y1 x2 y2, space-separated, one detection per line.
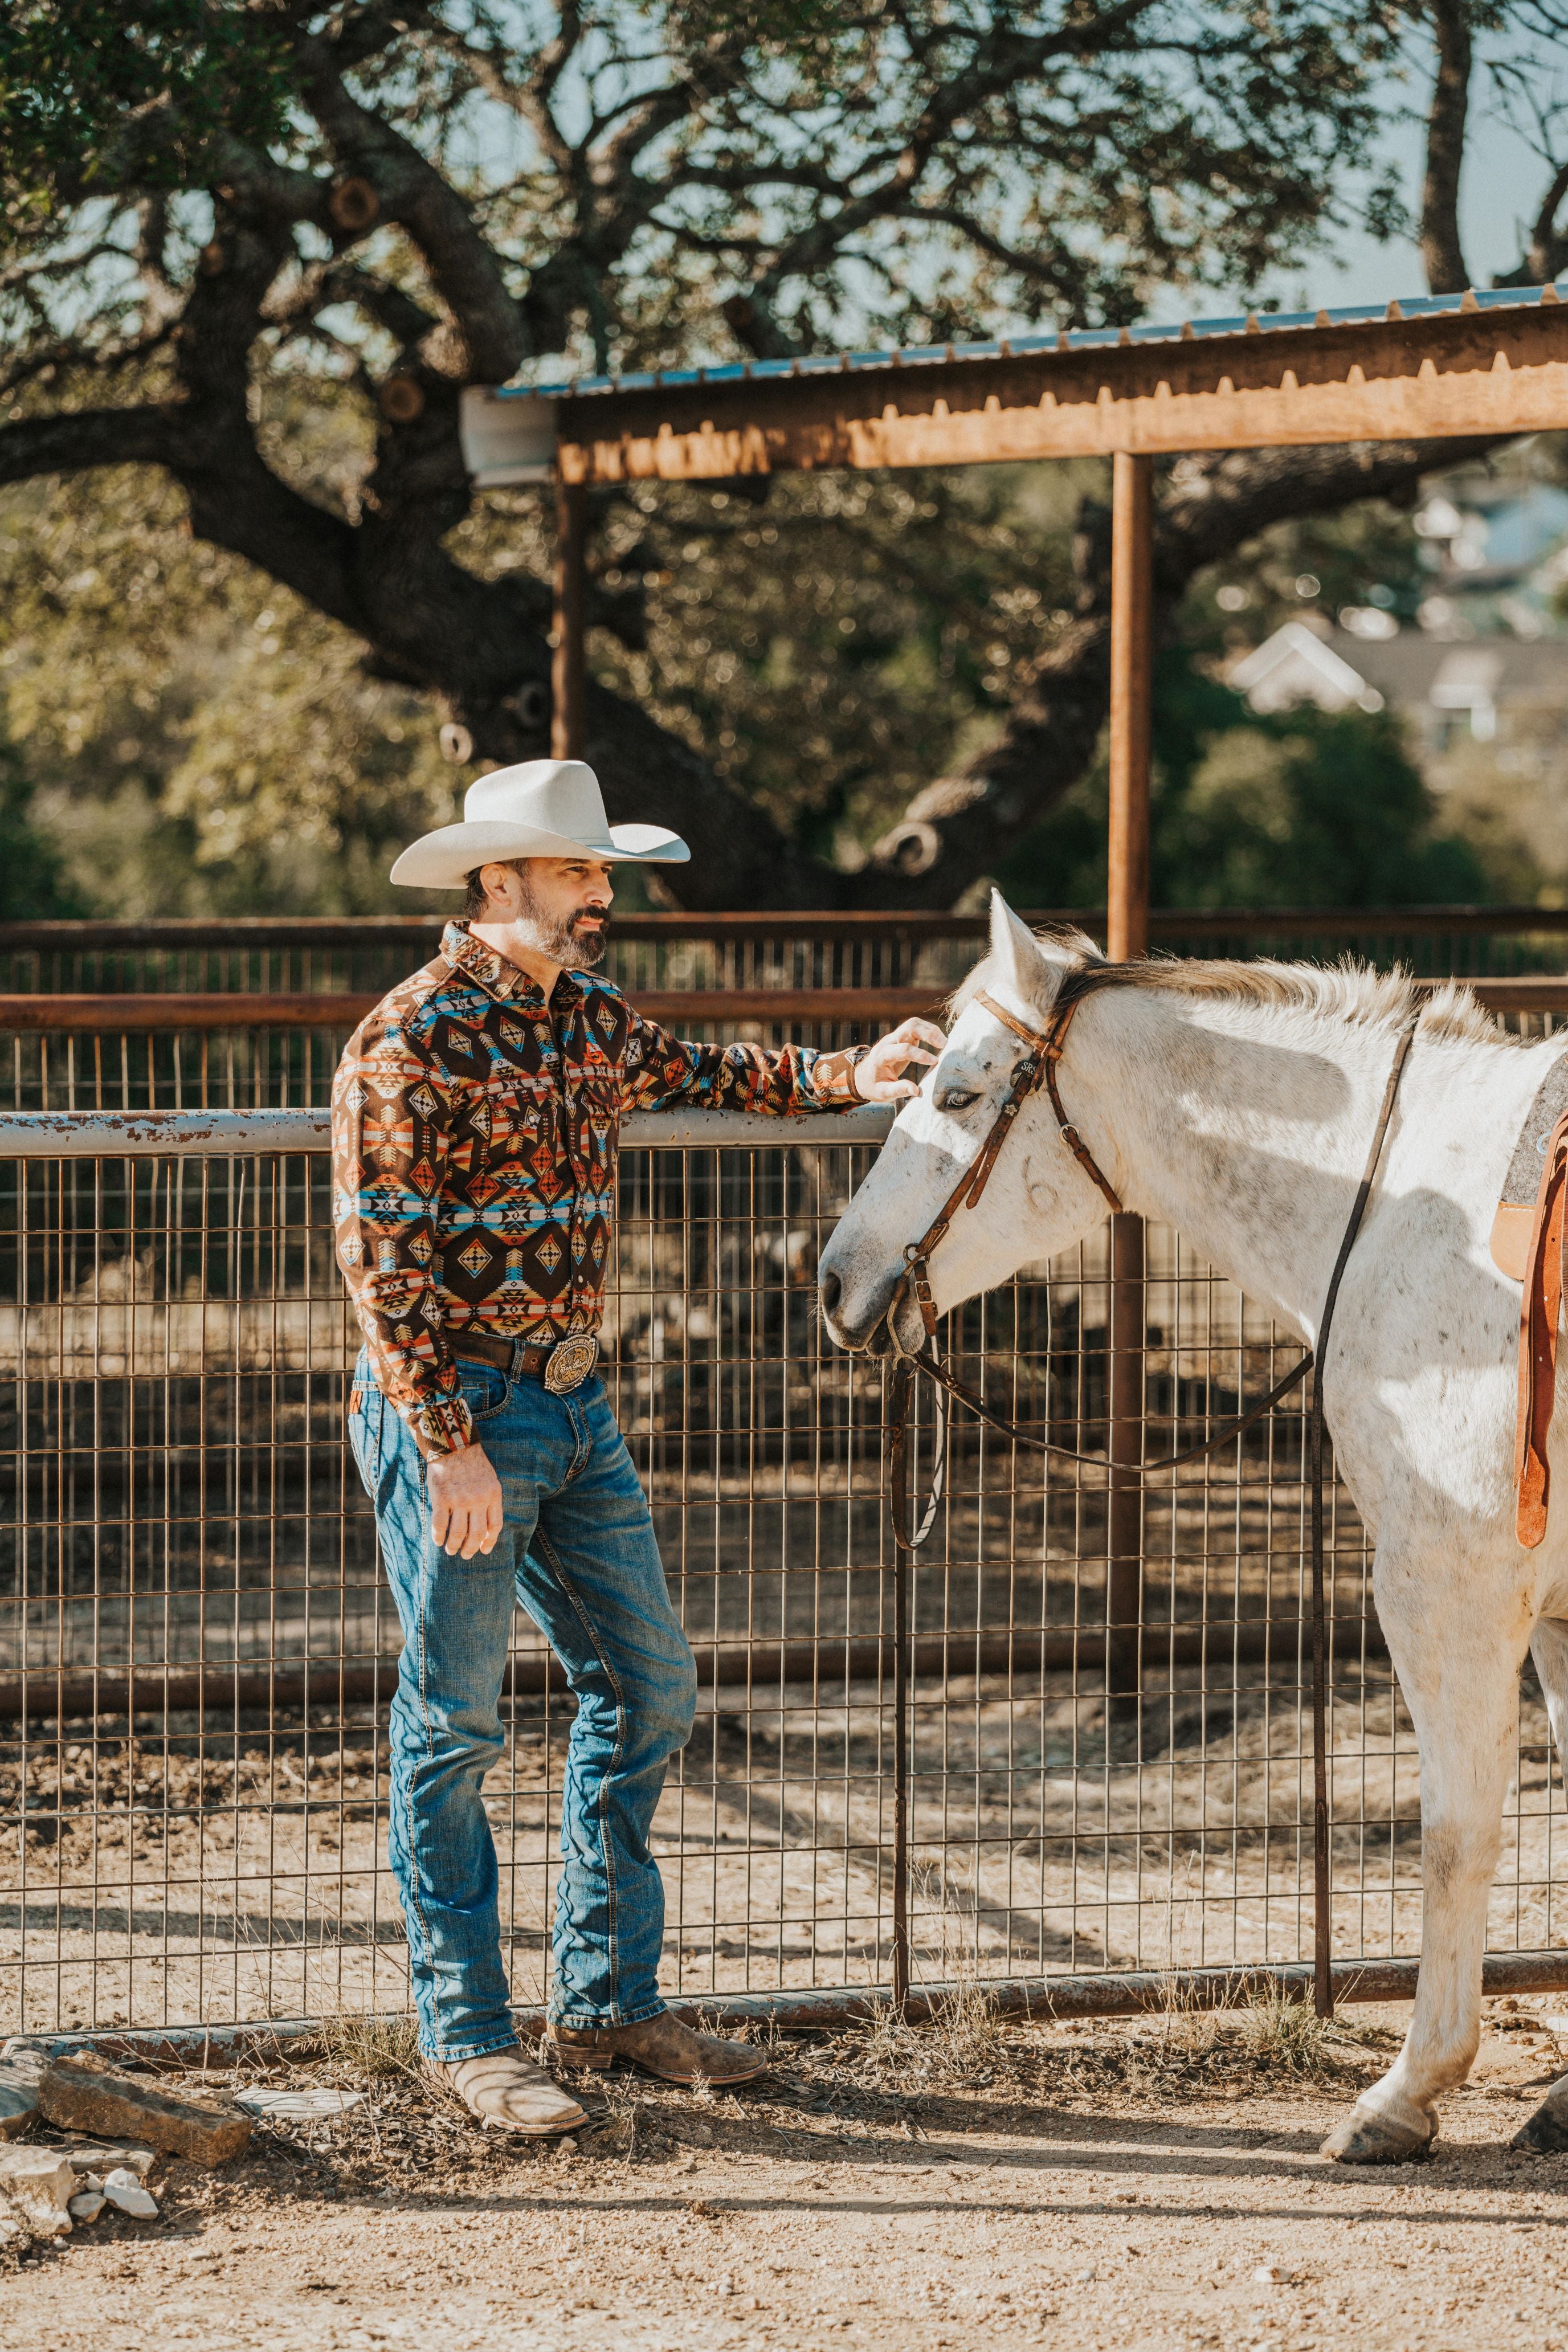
10 1992 1568 2352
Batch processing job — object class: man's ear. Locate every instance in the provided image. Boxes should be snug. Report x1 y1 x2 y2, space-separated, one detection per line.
988 890 1048 1001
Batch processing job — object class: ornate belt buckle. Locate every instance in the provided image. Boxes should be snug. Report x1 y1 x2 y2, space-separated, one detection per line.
544 1333 598 1394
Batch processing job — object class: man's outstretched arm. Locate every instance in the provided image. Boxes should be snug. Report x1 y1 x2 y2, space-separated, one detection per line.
622 1008 945 1116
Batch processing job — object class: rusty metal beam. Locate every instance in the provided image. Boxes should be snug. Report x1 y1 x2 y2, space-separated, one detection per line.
554 302 1568 484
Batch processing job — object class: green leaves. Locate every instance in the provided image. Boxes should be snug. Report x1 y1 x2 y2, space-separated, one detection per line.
0 1 292 203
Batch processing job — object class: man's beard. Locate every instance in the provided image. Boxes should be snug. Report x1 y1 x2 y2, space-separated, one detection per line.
513 876 609 967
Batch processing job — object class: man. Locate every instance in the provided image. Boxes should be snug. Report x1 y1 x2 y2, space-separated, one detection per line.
333 758 943 2135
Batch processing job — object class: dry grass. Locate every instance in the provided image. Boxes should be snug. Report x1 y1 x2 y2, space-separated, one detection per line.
1238 1991 1379 2077
823 1981 1391 2112
316 2010 423 2085
846 1979 1010 2098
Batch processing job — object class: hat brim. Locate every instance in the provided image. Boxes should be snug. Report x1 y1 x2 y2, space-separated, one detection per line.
390 818 691 889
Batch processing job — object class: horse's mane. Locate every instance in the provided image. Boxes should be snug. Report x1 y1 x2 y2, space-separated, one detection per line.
949 923 1509 1049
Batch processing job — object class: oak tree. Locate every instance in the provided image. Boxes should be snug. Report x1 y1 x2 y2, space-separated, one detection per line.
1 1 1559 905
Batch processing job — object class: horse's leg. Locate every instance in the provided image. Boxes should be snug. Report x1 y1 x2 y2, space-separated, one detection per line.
1509 1618 1568 2150
1322 1569 1524 2164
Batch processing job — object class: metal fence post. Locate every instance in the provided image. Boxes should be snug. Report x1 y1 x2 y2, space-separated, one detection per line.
552 477 588 760
1105 450 1153 1726
892 1536 911 2013
1107 1210 1145 1712
1107 451 1152 964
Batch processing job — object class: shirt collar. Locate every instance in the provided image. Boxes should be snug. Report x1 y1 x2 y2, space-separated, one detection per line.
442 921 584 1013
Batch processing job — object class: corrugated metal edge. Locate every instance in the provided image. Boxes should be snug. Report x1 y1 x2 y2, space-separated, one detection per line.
497 282 1563 405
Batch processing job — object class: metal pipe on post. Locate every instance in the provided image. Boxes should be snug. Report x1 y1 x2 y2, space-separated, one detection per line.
552 476 588 760
892 1530 911 2014
1106 451 1153 1719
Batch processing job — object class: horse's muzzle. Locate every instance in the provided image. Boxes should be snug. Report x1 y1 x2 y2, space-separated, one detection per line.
818 1265 912 1359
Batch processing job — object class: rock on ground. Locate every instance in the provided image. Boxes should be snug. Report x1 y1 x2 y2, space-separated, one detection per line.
0 2147 76 2237
37 2054 251 2165
0 2047 43 2140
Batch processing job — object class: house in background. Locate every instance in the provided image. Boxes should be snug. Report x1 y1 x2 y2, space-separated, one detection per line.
1231 624 1389 717
1226 448 1568 786
1230 624 1565 758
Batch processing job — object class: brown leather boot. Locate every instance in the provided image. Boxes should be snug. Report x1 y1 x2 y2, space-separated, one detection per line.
546 2011 767 2087
428 2047 587 2137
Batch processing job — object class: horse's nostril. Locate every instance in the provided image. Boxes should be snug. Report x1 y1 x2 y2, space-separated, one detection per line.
820 1269 842 1317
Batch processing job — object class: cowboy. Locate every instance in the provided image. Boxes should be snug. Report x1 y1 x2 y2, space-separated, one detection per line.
332 758 944 2136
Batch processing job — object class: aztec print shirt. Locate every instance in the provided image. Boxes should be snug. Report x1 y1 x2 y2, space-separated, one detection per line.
332 920 867 1458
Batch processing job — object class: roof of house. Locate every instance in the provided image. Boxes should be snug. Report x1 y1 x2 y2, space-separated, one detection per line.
1231 623 1568 710
1323 629 1568 703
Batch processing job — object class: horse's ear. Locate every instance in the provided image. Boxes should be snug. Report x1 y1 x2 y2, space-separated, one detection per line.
988 891 1049 999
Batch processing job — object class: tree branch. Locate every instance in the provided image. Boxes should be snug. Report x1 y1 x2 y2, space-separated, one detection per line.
294 33 526 379
0 405 179 489
1528 154 1568 281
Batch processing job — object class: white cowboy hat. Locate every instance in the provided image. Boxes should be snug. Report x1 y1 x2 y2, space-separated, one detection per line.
389 759 690 889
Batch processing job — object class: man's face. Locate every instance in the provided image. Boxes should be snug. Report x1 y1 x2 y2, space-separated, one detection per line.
501 856 614 966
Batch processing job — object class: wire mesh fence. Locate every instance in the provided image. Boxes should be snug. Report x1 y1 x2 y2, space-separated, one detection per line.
5 1117 1566 2043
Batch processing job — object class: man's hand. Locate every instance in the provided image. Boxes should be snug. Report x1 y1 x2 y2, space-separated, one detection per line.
427 1442 504 1559
854 1016 947 1104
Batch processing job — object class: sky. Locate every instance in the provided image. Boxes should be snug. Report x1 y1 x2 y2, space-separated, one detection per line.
1302 89 1552 311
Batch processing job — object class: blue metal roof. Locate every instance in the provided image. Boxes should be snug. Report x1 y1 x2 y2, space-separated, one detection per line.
496 283 1562 405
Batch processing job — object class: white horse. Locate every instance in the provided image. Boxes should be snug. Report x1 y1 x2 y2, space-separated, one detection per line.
819 891 1568 2163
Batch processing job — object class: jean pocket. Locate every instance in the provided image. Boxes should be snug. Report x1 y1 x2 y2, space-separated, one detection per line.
456 1361 511 1422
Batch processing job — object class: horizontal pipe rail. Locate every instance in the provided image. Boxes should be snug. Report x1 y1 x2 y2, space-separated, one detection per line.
0 988 935 1031
3 906 1568 971
22 1949 1568 2069
0 1104 897 1156
5 904 1568 953
3 974 1566 1036
0 1619 1386 1723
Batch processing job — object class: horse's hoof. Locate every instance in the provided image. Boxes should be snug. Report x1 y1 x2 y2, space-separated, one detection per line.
1511 2097 1568 2153
1320 2106 1436 2164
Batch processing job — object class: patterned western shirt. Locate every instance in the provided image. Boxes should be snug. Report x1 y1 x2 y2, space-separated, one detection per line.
332 921 866 1458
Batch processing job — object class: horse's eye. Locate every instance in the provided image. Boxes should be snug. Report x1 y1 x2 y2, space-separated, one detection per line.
938 1087 979 1112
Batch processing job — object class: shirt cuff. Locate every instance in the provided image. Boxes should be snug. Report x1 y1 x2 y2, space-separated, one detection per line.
810 1045 871 1107
409 1391 476 1461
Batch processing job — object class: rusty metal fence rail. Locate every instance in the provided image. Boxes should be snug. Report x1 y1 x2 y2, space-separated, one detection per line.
3 1108 1567 2043
7 906 1568 1001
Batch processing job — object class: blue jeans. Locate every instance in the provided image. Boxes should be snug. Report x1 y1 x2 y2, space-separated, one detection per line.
349 1349 697 2061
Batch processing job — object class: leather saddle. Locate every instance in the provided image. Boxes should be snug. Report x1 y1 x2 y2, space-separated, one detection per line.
1494 1046 1568 1546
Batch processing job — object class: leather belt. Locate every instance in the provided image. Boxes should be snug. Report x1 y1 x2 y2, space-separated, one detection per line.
452 1328 600 1394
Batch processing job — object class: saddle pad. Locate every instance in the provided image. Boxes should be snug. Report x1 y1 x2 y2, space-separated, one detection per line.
1492 1045 1568 1279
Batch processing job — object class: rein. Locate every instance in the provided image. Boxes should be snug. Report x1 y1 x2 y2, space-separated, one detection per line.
883 982 1419 2019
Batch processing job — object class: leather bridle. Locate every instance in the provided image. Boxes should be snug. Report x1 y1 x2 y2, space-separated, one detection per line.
885 983 1322 1541
888 990 1122 1359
